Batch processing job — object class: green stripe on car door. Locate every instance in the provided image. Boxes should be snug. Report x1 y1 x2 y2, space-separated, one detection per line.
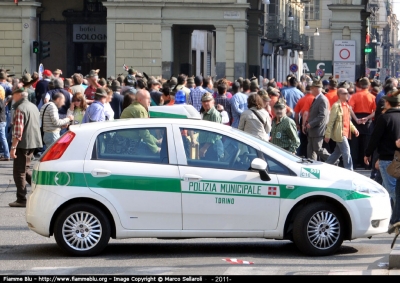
34 170 181 193
34 171 369 200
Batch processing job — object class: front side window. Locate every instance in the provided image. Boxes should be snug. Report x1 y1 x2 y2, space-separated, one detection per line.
180 128 258 171
92 127 168 164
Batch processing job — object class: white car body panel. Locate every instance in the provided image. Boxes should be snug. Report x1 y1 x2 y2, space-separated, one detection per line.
26 118 391 243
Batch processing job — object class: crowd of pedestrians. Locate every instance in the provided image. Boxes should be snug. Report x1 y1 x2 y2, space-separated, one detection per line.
2 67 400 232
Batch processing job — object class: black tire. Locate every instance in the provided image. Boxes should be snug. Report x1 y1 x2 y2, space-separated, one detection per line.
293 202 344 256
54 203 111 256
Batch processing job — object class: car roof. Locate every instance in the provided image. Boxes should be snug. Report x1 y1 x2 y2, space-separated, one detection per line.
69 118 231 132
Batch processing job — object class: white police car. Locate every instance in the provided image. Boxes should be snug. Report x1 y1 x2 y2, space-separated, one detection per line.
27 105 391 256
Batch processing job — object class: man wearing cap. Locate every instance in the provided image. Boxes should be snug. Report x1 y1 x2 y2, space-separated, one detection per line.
250 79 259 93
365 89 400 212
199 92 223 160
348 77 376 169
40 93 74 147
84 70 101 104
20 73 36 105
325 79 339 109
53 69 62 78
110 80 124 119
324 88 359 170
82 88 108 123
148 79 163 106
169 77 178 90
305 78 331 161
270 100 300 154
9 88 42 207
35 70 52 108
186 76 195 90
280 77 304 119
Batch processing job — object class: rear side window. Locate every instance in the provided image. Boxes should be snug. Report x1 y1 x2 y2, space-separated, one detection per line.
92 127 169 164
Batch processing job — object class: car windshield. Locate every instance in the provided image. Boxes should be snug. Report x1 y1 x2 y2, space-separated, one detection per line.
230 128 302 162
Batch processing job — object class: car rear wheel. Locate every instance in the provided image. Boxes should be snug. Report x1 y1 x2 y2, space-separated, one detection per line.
293 202 344 256
54 203 111 256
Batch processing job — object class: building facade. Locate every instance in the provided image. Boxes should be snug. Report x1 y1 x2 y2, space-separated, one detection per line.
365 0 399 79
0 0 272 82
264 0 309 82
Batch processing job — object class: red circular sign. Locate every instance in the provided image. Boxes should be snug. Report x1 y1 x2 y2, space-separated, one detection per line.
339 48 351 60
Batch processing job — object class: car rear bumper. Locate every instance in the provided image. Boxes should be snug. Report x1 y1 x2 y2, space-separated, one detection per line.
26 187 67 237
349 196 391 238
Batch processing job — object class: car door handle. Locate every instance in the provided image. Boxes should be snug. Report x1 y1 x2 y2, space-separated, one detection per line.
183 174 203 181
91 169 111 177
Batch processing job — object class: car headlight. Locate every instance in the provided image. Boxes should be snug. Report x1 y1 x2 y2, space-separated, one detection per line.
352 181 387 196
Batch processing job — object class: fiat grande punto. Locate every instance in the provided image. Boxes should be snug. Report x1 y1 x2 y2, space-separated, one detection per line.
27 106 391 256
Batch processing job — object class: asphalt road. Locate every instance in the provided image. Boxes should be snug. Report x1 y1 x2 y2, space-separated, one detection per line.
0 161 397 275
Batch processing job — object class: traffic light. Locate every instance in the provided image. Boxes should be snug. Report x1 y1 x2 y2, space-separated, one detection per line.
40 41 50 59
33 41 39 54
365 47 372 53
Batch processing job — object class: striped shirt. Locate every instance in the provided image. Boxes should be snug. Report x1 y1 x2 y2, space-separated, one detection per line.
39 102 71 133
189 86 207 111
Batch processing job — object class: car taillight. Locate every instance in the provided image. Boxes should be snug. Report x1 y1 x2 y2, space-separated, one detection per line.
41 131 76 162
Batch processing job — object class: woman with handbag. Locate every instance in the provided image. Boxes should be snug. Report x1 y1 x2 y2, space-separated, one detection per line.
238 94 271 142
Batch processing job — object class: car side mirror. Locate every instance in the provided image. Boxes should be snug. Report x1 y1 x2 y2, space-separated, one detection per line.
251 158 267 170
251 158 271 181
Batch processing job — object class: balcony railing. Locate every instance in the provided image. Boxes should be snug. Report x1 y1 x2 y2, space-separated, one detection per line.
284 26 293 43
266 15 284 41
292 30 300 45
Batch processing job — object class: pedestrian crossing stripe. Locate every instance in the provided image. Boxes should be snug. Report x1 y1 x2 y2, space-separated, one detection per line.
222 258 254 265
300 167 321 179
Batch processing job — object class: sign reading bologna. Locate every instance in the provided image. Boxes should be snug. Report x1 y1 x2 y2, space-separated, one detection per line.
73 25 107 43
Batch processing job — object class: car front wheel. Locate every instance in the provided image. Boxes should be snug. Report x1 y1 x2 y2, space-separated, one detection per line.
54 203 111 256
293 202 344 256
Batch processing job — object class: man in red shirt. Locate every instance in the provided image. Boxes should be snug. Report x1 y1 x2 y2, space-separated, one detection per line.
84 69 101 104
324 88 359 170
348 77 376 169
294 85 313 157
325 79 339 109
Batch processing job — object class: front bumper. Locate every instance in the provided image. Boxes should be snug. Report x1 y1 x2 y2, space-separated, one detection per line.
26 186 67 237
349 195 391 238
